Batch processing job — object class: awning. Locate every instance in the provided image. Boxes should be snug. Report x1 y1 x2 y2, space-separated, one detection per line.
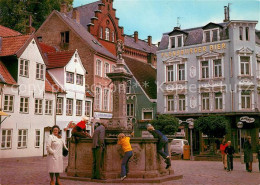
0 111 10 116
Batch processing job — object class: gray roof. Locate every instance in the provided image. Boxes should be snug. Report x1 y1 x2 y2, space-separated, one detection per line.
159 22 229 51
124 35 158 54
55 11 116 60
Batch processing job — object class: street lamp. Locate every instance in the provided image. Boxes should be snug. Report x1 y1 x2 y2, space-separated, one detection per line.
188 122 194 160
237 121 243 163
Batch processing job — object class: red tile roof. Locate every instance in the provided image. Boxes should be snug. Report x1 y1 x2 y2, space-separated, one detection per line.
0 60 16 85
45 71 65 93
0 35 31 56
46 50 75 69
39 42 57 53
0 25 21 37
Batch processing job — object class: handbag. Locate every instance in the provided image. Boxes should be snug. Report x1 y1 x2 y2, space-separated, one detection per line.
63 146 68 157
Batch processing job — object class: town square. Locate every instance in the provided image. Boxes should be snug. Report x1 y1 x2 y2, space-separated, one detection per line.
0 0 259 184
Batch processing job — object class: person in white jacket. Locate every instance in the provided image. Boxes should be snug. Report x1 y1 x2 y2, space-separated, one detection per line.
46 125 68 185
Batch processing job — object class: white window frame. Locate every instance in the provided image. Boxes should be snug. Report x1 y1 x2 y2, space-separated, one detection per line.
257 60 260 78
215 92 223 110
45 100 53 115
36 63 44 80
203 28 219 43
169 35 183 49
142 110 153 120
19 59 29 77
56 97 63 115
3 95 14 112
126 80 131 94
112 31 115 42
178 94 186 112
202 93 210 111
96 60 102 76
17 129 27 148
66 72 74 83
167 95 174 112
35 130 40 148
35 99 43 115
95 87 101 110
213 59 222 78
76 100 82 116
20 97 29 114
201 61 209 79
66 98 73 116
166 65 174 82
100 27 103 39
1 129 12 149
85 101 91 117
103 89 109 111
76 74 83 86
127 103 134 117
104 63 110 77
105 28 110 41
240 56 250 76
241 90 251 110
178 64 185 81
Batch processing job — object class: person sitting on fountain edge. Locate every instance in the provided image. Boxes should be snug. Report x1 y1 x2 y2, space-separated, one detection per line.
147 125 171 169
72 116 91 142
117 133 133 181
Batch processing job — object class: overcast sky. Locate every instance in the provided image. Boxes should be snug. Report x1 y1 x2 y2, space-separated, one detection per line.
73 0 260 44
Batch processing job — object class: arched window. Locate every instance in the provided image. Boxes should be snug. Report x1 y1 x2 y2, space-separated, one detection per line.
100 27 103 39
105 28 110 41
111 31 115 42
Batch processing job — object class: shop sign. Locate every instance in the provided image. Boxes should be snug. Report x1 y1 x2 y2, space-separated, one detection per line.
94 112 112 119
240 116 255 123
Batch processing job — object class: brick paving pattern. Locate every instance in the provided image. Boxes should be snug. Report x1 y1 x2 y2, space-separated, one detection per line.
0 157 259 185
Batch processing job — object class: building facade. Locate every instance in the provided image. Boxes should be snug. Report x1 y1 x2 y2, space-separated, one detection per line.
157 19 260 152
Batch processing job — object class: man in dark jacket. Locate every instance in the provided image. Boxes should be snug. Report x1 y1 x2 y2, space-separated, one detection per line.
243 136 253 172
92 122 106 179
224 141 235 172
147 125 171 169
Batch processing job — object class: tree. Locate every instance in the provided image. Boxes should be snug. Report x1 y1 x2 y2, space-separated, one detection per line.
0 0 73 33
150 114 179 136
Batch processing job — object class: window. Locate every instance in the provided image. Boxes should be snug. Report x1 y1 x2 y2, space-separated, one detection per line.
96 60 102 76
95 87 101 110
76 100 82 116
202 93 210 110
241 90 251 109
257 61 260 78
18 129 27 148
177 36 182 47
85 101 91 116
1 129 12 149
112 31 115 42
105 28 110 41
143 111 153 120
35 99 43 114
36 63 44 80
201 61 209 79
213 59 222 78
4 95 14 112
104 63 110 77
178 94 186 111
61 31 69 44
112 65 116 72
19 59 29 77
205 31 210 43
178 64 185 81
126 80 131 94
240 56 250 75
20 97 29 113
170 37 175 48
66 99 73 116
45 100 53 115
239 27 243 40
56 98 63 115
76 74 83 85
103 89 109 111
100 27 103 39
35 130 40 147
215 93 223 110
212 29 218 42
167 65 174 82
66 72 74 83
127 103 134 117
167 95 174 112
245 27 249 41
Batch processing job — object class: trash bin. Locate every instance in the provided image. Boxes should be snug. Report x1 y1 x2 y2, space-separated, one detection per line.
183 145 190 160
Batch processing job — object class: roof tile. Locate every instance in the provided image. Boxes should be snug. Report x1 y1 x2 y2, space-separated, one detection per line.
45 71 65 93
46 50 75 69
0 25 21 37
0 60 16 85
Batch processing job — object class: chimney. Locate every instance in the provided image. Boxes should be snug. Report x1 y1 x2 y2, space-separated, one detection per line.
223 5 230 22
60 2 67 13
157 41 161 47
148 36 152 46
26 15 35 34
134 31 138 42
72 9 80 23
174 26 180 30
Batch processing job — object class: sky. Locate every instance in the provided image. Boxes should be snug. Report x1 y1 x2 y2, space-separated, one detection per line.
73 0 260 44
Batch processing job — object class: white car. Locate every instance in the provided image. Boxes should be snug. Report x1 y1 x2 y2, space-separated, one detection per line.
170 139 189 157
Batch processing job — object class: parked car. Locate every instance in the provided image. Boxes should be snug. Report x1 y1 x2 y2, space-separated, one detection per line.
170 139 189 157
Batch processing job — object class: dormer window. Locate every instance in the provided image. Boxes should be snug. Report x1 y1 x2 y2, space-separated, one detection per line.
203 29 219 43
169 35 183 49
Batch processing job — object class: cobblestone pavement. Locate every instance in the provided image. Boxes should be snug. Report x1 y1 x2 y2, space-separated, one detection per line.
0 157 259 185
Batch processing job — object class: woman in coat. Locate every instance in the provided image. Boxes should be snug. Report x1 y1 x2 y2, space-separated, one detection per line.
243 136 253 172
47 125 68 185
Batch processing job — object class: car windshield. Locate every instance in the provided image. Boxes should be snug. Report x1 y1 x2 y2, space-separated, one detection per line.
172 140 181 145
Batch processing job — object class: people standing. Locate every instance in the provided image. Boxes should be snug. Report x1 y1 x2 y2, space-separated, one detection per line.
46 125 68 185
243 136 253 172
257 140 260 172
117 133 133 181
92 122 106 179
224 141 235 172
147 125 171 169
72 116 91 141
220 139 228 170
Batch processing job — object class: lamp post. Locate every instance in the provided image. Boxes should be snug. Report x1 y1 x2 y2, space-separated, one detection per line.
237 121 243 163
188 122 194 160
